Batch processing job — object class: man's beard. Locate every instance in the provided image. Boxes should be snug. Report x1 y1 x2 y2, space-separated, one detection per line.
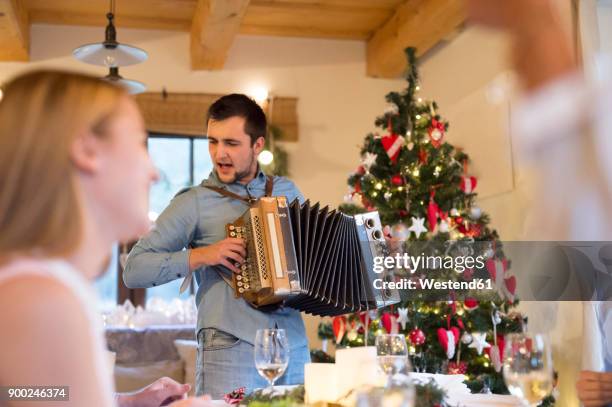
228 152 256 184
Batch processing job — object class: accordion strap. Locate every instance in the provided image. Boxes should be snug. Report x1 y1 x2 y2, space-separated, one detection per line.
179 175 274 295
203 176 274 203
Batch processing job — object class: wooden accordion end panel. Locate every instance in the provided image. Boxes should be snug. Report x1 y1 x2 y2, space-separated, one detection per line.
225 197 400 316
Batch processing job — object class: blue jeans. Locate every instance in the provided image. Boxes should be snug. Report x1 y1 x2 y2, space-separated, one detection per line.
195 328 310 399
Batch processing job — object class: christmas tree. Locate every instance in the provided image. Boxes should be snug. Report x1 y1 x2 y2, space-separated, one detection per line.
315 48 528 395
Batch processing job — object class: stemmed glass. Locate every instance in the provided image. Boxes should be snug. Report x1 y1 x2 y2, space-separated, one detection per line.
375 333 411 388
503 333 553 406
254 328 289 394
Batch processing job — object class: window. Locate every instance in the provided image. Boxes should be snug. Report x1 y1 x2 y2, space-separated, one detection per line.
93 134 213 304
146 135 213 301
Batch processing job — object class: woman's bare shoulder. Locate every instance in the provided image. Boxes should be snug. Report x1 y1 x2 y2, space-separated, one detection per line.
0 270 88 327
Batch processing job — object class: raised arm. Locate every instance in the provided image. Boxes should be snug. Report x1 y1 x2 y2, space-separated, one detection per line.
124 188 199 289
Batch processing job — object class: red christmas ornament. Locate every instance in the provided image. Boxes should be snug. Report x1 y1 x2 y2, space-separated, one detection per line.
381 312 399 334
427 192 440 232
437 327 460 359
418 148 428 164
399 210 409 217
391 174 404 186
356 165 366 175
409 328 426 346
428 118 445 148
359 311 373 330
449 301 457 315
460 175 478 194
455 216 464 224
447 361 468 375
464 298 479 311
381 133 405 164
458 222 482 237
361 197 375 211
469 224 482 237
332 316 347 344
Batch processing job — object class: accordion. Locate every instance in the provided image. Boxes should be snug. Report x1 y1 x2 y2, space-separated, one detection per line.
225 196 400 316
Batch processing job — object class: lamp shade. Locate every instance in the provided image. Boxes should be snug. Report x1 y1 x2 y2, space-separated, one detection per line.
103 67 147 95
73 42 148 67
73 12 148 67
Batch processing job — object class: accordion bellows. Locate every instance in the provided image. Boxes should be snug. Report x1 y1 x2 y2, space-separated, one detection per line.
225 197 400 316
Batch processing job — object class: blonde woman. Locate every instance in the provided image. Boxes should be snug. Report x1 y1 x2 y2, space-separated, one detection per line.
0 71 212 406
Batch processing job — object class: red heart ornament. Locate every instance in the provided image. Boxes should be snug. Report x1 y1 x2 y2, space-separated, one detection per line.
486 258 516 302
333 316 347 344
460 175 477 194
381 312 399 334
437 327 460 359
381 133 404 164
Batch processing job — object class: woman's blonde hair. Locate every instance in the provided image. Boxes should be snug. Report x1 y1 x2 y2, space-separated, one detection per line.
0 70 128 262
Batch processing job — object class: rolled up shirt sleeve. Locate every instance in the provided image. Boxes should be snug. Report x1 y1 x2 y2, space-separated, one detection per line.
124 188 199 288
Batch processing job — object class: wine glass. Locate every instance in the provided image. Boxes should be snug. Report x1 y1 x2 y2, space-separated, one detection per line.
254 328 289 394
375 333 411 388
503 333 553 406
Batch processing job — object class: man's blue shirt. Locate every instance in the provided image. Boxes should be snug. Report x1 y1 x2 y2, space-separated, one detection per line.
124 169 308 349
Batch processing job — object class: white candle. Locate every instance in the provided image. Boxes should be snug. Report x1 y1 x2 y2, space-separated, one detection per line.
335 347 384 397
304 363 338 403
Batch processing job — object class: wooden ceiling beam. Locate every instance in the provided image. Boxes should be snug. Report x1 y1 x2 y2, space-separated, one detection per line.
366 0 466 78
190 0 250 70
29 10 190 31
239 23 370 40
0 0 29 61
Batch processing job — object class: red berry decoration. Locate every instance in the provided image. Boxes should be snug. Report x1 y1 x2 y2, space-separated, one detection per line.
409 328 426 346
391 174 404 186
448 361 467 375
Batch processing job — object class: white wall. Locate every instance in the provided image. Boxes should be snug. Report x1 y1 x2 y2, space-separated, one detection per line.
418 28 523 240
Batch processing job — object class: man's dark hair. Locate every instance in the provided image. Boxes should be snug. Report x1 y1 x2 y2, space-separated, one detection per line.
206 93 267 144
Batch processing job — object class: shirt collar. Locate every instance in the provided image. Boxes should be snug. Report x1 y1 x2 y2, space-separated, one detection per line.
201 166 267 188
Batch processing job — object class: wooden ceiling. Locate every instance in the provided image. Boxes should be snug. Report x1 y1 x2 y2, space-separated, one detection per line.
0 0 466 78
